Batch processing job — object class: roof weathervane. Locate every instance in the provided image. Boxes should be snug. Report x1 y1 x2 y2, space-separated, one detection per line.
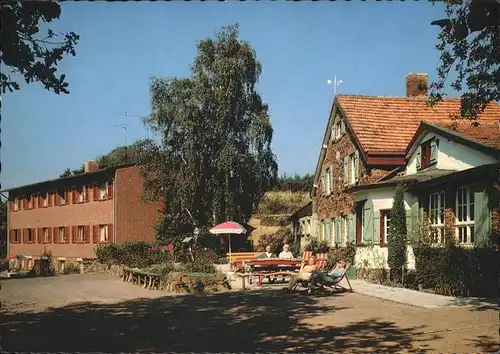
327 76 344 95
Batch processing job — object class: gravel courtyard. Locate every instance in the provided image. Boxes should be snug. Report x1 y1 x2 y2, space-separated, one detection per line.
0 274 498 353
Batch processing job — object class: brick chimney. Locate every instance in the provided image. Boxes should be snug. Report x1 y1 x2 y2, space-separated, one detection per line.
84 160 100 173
406 73 428 97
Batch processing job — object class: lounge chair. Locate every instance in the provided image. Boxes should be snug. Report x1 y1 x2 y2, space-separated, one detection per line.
290 262 353 294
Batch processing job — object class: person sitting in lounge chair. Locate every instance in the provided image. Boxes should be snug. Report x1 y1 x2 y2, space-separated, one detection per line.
310 260 347 286
288 256 317 290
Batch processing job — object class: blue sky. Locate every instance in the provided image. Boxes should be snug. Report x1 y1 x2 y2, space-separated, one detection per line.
2 1 451 190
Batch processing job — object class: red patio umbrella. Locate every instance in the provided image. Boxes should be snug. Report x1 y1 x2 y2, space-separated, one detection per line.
209 221 247 264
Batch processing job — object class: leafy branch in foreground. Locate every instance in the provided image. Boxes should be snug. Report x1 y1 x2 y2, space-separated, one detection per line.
1 1 79 94
429 0 499 119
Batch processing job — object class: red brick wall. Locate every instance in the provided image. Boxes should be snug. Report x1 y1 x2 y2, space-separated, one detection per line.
316 127 391 221
406 73 428 97
114 166 162 244
8 195 113 259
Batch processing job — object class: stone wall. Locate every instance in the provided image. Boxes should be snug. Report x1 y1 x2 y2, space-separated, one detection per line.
316 117 391 221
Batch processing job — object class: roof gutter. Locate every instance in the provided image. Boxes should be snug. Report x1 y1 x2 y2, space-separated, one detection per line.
345 180 400 194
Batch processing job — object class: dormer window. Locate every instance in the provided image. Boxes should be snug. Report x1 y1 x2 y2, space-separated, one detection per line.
417 138 438 170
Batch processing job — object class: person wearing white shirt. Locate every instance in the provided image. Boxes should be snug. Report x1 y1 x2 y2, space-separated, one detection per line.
278 244 294 259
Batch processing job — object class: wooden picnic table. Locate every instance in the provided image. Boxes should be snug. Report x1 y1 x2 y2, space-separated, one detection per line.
246 258 304 287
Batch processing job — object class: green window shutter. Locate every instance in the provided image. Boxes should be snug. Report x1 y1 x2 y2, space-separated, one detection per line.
354 151 360 183
373 210 381 245
474 188 491 246
363 204 373 244
347 214 355 243
343 157 349 186
335 217 341 243
416 146 421 170
430 139 439 163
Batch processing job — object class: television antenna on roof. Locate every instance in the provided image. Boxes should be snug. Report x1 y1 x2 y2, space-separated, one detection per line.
327 76 344 95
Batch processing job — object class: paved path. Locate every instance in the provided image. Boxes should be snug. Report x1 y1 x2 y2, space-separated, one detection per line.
0 274 497 353
229 273 496 309
349 280 496 309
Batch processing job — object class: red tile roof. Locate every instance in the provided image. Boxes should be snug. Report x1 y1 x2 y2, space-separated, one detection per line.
446 122 500 149
336 95 500 153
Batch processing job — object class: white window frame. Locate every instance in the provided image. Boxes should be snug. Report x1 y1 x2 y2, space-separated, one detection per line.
381 210 391 245
78 186 85 202
13 197 19 211
77 226 85 242
429 191 446 244
43 192 48 207
28 195 34 209
59 227 65 243
99 225 109 242
349 153 355 185
455 186 475 244
41 228 48 243
99 182 108 200
325 167 332 194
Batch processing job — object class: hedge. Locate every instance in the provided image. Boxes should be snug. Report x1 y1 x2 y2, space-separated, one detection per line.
95 242 218 273
413 245 499 298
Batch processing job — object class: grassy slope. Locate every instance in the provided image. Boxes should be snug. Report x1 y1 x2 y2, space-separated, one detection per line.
249 191 311 246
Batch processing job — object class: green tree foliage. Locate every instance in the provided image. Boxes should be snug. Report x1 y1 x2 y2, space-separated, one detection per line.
139 24 278 247
387 185 407 282
58 139 153 177
59 166 84 178
96 139 152 169
274 173 314 192
1 1 79 94
430 0 500 119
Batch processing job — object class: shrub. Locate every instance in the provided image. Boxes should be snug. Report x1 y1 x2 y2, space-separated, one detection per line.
256 227 294 255
95 242 173 268
183 248 218 274
387 185 407 282
95 243 122 265
413 244 499 297
63 263 81 274
304 238 330 254
325 243 357 270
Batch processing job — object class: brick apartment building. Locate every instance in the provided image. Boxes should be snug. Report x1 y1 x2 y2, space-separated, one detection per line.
4 161 161 267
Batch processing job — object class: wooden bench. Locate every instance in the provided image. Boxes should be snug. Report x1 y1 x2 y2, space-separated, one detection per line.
122 267 162 290
226 252 262 268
